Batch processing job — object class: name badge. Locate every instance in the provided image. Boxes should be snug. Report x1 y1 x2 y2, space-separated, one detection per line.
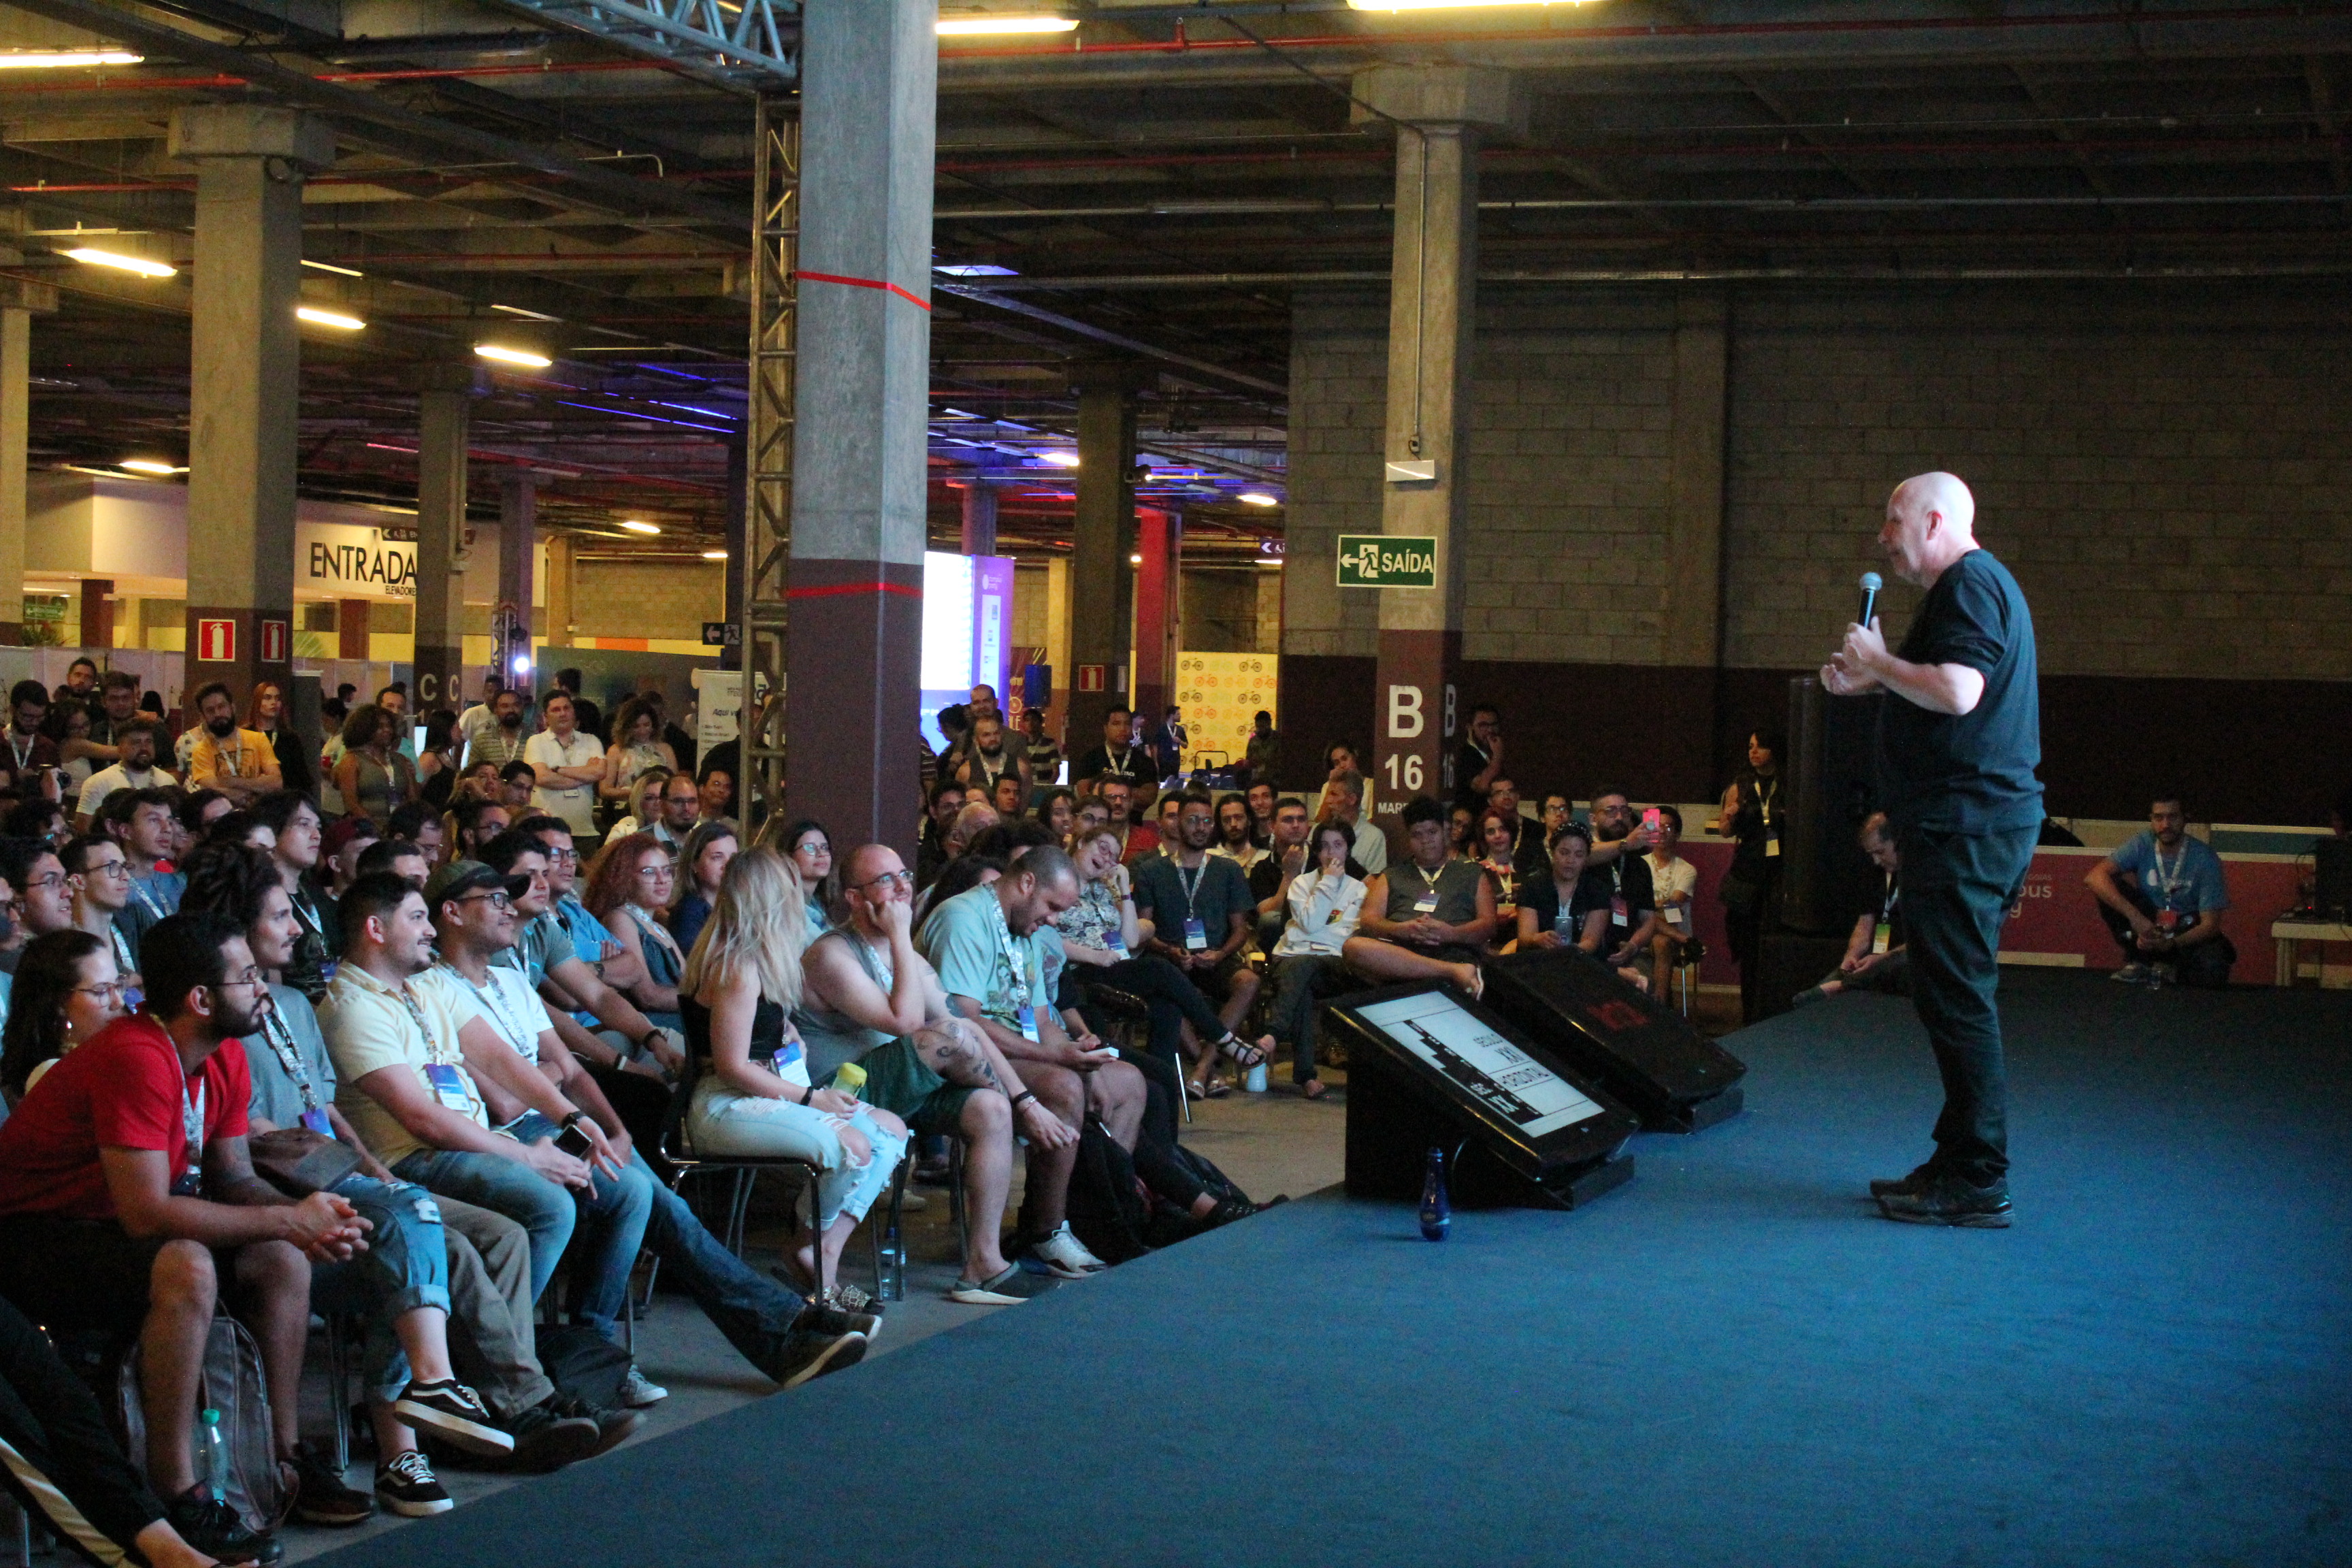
1872 921 1892 956
768 1038 804 1075
1015 1004 1041 1043
1412 892 1439 915
320 960 339 986
1182 917 1208 951
2157 909 2180 933
1104 932 1128 959
423 1063 473 1112
1765 836 1782 858
300 1107 333 1137
122 985 145 1011
1611 895 1630 927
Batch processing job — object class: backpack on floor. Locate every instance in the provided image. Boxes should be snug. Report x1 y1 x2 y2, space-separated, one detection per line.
533 1322 633 1411
116 1315 288 1533
1141 1142 1260 1248
1064 1118 1155 1266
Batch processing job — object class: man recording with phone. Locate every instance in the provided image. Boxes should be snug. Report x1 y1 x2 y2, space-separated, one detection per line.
1586 792 1662 991
1820 472 2042 1228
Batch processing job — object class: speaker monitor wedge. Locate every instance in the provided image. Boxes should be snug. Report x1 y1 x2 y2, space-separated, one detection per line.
1480 947 1747 1132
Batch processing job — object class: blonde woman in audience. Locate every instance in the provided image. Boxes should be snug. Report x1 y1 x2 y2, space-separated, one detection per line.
606 769 672 843
681 848 906 1307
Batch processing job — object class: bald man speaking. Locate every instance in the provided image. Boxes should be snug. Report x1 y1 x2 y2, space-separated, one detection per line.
1822 472 2042 1228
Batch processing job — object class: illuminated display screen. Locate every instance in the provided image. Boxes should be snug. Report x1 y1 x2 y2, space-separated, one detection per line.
1352 990 1607 1140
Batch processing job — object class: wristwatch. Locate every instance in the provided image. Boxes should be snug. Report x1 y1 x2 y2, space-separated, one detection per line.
558 1109 585 1130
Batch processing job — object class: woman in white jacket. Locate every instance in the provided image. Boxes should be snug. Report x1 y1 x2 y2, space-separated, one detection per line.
1267 820 1366 1100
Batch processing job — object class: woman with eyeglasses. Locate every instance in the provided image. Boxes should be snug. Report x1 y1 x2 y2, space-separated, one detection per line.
584 832 684 1039
0 930 121 1105
756 817 834 936
666 819 736 955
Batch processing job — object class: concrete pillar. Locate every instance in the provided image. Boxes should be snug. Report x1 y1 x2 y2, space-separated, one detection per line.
785 0 934 853
168 105 335 709
543 532 576 656
496 476 536 690
338 599 372 662
1132 506 1181 728
1044 553 1072 742
1662 290 1730 670
1254 564 1284 655
959 474 998 558
410 363 477 712
1353 67 1522 843
78 579 113 653
0 276 54 645
1065 361 1144 753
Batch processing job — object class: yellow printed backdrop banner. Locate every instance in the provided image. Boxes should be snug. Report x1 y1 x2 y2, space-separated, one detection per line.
1174 651 1277 773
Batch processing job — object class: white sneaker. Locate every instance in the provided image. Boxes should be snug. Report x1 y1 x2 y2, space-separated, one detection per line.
619 1367 668 1407
1026 1222 1108 1279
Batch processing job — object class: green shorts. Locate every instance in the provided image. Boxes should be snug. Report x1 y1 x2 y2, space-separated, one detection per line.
860 1035 977 1137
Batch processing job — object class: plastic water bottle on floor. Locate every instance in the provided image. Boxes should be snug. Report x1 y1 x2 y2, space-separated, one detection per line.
197 1408 229 1503
1419 1147 1450 1241
1243 1062 1268 1093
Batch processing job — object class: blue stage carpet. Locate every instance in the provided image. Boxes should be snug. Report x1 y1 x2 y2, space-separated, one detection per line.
314 970 2352 1567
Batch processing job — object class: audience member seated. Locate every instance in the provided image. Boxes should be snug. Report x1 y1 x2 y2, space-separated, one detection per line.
1032 785 1076 845
495 818 683 1082
1266 820 1366 1102
1474 811 1523 933
1318 769 1388 877
385 800 446 866
0 836 74 974
74 716 175 831
252 793 337 1003
678 848 906 1309
1071 704 1146 785
1793 813 1908 1007
322 814 378 899
450 796 510 866
325 871 867 1402
0 913 510 1557
917 844 1144 1279
185 683 283 806
101 787 185 952
1485 778 1546 874
1130 793 1273 1100
3 797 67 854
180 843 631 1482
0 1288 225 1568
1585 791 1663 991
1644 806 1700 980
60 834 142 1002
585 832 686 1039
914 781 966 892
798 843 1061 1305
1 928 124 1105
358 837 430 889
1057 826 1271 1098
1212 792 1269 877
1516 823 1610 958
668 818 737 954
1343 796 1492 995
497 760 538 815
762 817 836 934
2085 793 2236 988
1447 804 1476 862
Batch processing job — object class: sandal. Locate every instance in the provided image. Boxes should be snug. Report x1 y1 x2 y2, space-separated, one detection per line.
821 1282 875 1314
1184 1079 1209 1102
1214 1032 1270 1070
1201 1079 1232 1100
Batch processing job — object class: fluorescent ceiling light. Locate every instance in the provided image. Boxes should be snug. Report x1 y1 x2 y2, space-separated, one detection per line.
701 549 728 560
476 344 551 368
1256 557 1285 567
0 50 141 67
1351 0 1586 7
120 459 182 474
1238 491 1279 507
1038 450 1080 468
491 303 561 321
619 519 662 535
64 247 174 279
937 16 1076 35
934 263 1017 277
301 258 363 278
297 306 365 331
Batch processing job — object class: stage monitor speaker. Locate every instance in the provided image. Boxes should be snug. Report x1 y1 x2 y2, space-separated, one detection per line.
1781 675 1884 936
2316 839 2352 920
1481 948 1747 1132
1327 981 1639 1210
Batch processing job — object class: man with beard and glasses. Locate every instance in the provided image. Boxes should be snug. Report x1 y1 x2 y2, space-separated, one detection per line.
1130 791 1271 1100
186 683 282 806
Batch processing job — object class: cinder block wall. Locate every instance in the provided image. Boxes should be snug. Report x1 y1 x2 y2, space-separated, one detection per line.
1282 280 2352 820
572 560 724 641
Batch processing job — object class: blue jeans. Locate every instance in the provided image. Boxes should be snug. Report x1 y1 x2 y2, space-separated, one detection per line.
312 1175 451 1403
636 1152 813 1379
497 1113 653 1340
393 1143 578 1309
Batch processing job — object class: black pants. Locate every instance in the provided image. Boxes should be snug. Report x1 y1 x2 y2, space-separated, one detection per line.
2095 885 2236 989
1899 823 2039 1187
1725 860 1782 1024
1083 956 1230 1070
0 1292 169 1565
589 1062 680 1186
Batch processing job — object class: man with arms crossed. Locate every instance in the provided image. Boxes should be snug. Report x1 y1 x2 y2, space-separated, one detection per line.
1821 472 2042 1227
798 843 1065 1304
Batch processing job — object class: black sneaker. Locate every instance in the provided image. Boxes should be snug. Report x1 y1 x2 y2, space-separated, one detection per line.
766 1328 866 1390
1868 1163 1939 1199
287 1440 374 1526
373 1450 452 1517
393 1378 515 1457
168 1488 281 1565
1879 1173 2012 1228
794 1301 881 1340
549 1393 644 1459
947 1264 1059 1305
504 1397 604 1472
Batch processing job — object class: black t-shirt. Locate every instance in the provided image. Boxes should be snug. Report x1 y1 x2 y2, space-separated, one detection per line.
1249 851 1366 908
1590 838 1656 938
1520 869 1610 944
1875 548 2043 834
1073 743 1143 783
1452 740 1497 815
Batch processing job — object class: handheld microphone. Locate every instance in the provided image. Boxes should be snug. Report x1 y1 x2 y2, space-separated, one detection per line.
1856 570 1882 627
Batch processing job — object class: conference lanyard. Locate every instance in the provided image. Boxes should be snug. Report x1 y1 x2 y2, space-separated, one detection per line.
1405 861 1443 915
1755 778 1780 858
974 749 1011 787
178 1070 206 1188
984 894 1037 1037
624 902 681 965
1103 747 1136 778
440 962 536 1060
127 875 172 923
2150 842 2189 908
257 1006 335 1134
5 732 33 774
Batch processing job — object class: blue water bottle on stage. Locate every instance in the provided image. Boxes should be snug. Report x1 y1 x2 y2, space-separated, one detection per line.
1420 1147 1450 1241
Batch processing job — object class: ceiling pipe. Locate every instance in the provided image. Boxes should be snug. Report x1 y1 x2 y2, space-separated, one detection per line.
941 261 2352 287
938 192 2352 224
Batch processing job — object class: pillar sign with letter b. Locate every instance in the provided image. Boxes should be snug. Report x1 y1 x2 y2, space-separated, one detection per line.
197 618 236 664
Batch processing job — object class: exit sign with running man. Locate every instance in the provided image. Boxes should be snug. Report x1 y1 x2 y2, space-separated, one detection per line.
1336 535 1438 589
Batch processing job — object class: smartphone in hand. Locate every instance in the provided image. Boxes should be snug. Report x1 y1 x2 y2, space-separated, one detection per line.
554 1122 594 1159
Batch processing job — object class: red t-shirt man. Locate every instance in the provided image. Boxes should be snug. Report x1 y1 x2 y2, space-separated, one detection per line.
0 1013 250 1221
